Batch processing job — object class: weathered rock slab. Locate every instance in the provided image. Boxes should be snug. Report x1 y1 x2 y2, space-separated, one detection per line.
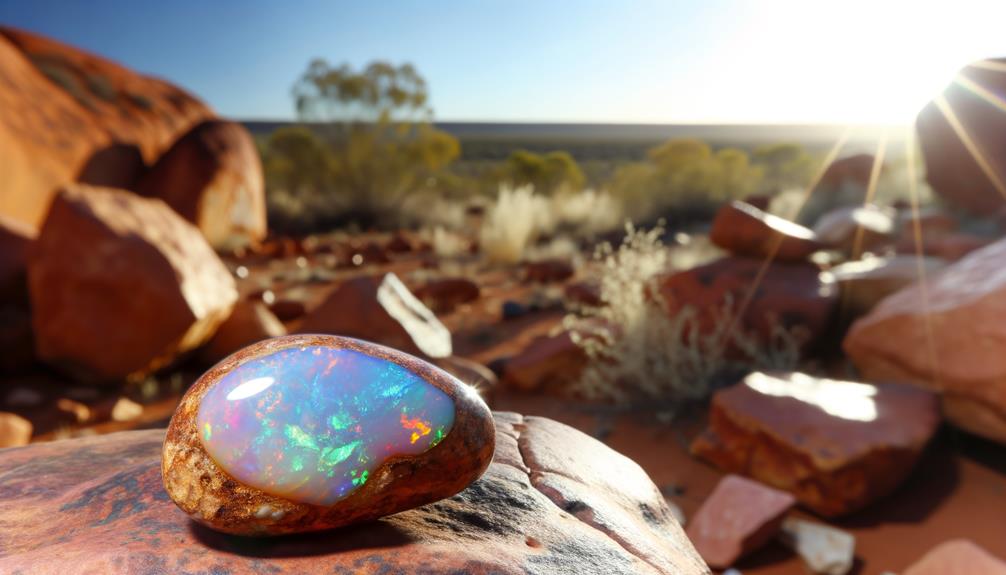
692 371 940 517
0 413 708 575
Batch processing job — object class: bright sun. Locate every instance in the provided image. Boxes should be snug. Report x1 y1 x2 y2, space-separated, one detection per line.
687 0 1006 125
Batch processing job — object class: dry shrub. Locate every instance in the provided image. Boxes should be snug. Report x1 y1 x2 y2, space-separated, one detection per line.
479 185 623 265
566 223 804 406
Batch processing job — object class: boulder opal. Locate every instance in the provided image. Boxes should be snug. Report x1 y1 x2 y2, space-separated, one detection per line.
163 334 495 535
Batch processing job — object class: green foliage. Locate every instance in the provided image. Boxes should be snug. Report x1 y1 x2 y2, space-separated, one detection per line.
292 59 429 123
263 59 461 231
610 139 762 222
498 149 586 194
752 142 819 194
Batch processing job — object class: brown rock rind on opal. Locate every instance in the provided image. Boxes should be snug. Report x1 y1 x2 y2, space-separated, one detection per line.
162 334 495 535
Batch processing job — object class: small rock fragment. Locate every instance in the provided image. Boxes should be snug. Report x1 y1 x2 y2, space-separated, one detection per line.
0 412 32 447
414 277 480 313
685 474 795 569
903 539 1006 575
110 398 143 422
779 517 855 575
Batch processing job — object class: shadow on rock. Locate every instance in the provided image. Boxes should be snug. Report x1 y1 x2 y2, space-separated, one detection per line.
188 518 417 558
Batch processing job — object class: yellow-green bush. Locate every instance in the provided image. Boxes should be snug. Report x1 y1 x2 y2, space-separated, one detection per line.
610 139 763 223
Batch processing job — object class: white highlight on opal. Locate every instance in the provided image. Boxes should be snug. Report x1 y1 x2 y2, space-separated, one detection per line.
226 376 276 401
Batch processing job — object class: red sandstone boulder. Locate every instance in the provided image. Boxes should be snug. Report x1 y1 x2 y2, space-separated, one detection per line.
710 201 824 262
28 184 237 382
136 120 266 249
917 59 1006 214
0 214 35 300
414 277 481 313
825 255 947 318
656 257 837 353
895 230 991 262
0 26 213 230
845 236 1006 444
0 415 707 574
686 474 795 569
692 371 940 517
199 299 286 364
296 273 452 359
903 540 1006 575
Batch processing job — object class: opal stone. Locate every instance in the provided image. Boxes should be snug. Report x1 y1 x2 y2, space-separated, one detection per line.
196 345 455 506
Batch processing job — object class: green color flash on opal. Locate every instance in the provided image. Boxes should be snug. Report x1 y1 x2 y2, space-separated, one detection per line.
196 345 456 506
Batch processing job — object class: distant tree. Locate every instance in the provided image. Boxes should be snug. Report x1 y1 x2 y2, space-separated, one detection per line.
265 59 460 230
500 149 586 194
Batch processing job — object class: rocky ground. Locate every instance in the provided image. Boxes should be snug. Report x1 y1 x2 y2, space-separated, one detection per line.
2 24 1006 575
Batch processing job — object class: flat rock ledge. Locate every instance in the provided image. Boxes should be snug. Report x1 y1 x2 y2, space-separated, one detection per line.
0 412 708 575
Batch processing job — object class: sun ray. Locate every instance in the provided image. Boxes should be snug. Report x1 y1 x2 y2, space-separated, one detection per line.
904 126 940 388
966 60 1006 74
718 127 852 355
933 95 1006 201
850 130 889 261
953 74 1006 115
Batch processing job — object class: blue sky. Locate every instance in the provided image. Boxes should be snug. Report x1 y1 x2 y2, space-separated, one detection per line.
2 0 1005 124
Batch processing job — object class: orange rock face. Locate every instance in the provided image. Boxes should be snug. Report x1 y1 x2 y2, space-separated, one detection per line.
692 371 940 517
686 474 795 569
844 237 1006 444
0 414 706 574
28 184 237 382
656 257 837 353
0 26 213 230
136 120 266 249
917 59 1006 214
710 201 824 262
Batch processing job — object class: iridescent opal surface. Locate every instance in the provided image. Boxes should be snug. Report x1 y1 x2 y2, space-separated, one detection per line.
196 345 455 506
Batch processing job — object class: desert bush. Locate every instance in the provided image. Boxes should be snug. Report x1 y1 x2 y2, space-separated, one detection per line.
752 142 820 194
479 185 550 264
549 188 623 239
478 185 624 265
497 149 586 194
566 223 803 406
610 139 762 223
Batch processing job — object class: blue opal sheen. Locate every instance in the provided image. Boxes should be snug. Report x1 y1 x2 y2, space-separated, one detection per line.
197 345 455 506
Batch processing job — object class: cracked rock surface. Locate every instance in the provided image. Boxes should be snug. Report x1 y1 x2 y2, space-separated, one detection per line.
0 411 708 575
